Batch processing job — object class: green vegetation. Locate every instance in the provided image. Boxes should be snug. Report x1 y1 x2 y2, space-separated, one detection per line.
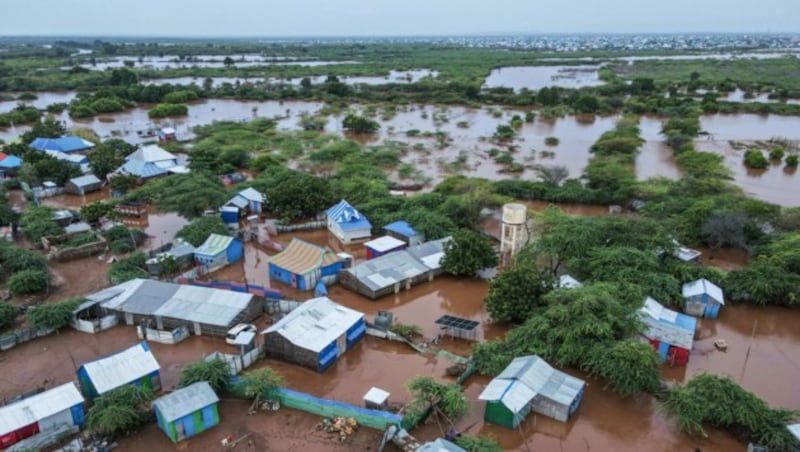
148 103 188 118
403 376 468 424
544 136 559 146
342 113 380 133
455 435 503 452
0 301 20 329
176 216 230 247
27 298 84 330
179 357 230 393
585 340 662 397
787 154 799 167
237 367 283 401
86 384 154 437
80 201 115 223
8 269 49 296
388 323 423 340
662 373 799 451
743 149 769 169
108 252 149 284
484 258 554 324
0 242 48 280
440 229 498 277
102 225 147 254
0 105 41 127
127 173 228 218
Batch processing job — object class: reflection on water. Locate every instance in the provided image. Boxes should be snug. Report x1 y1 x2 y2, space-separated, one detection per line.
484 65 604 90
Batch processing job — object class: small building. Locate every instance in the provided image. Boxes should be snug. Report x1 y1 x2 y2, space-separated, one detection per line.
639 297 697 366
0 153 22 177
0 383 85 451
261 296 365 372
157 127 177 142
340 237 451 300
558 274 583 289
364 235 406 260
268 238 343 291
326 200 372 244
77 342 161 399
113 145 185 180
86 278 262 337
65 174 102 195
153 381 219 443
363 387 390 410
194 234 243 270
146 240 196 275
383 220 424 247
29 136 95 154
682 278 725 319
223 187 265 217
44 150 90 173
479 355 585 428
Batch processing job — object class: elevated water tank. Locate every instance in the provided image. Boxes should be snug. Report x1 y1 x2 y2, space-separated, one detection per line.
502 203 527 225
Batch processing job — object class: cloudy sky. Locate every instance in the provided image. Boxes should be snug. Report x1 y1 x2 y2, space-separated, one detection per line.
3 0 799 36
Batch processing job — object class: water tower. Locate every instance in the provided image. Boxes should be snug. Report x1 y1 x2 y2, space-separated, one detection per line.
500 203 528 265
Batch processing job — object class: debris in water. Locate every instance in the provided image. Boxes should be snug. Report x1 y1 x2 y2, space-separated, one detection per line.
714 338 728 351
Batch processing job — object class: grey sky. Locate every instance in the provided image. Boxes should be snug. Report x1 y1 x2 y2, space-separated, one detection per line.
3 0 799 36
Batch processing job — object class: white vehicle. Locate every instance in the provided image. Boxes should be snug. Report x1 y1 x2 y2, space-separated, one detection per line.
225 323 257 345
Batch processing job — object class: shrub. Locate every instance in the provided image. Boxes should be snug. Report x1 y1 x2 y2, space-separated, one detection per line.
342 114 379 133
148 103 188 118
769 147 785 160
786 154 799 167
0 301 20 329
179 358 230 392
8 269 49 295
27 298 84 330
544 136 559 146
743 149 769 169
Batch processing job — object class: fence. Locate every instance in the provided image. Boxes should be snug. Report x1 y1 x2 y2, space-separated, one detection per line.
0 326 56 351
275 387 403 431
176 277 282 300
136 325 190 345
204 345 264 376
273 220 326 233
71 315 118 334
42 233 108 262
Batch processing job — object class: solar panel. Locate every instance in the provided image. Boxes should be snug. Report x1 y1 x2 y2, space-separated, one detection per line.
435 315 479 331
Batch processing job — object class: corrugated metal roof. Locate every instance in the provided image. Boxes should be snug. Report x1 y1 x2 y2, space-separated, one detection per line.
478 355 584 414
405 237 451 270
345 250 429 291
226 196 249 209
93 279 254 327
116 145 178 178
262 297 364 353
30 136 94 153
682 278 725 305
129 145 177 163
153 382 218 423
326 200 372 231
237 187 264 203
269 239 341 275
81 342 160 395
639 297 696 349
364 235 406 253
788 423 800 441
195 234 235 257
0 383 84 435
383 220 417 238
0 154 22 168
558 275 583 289
68 174 101 187
64 222 92 234
417 438 466 452
45 150 88 164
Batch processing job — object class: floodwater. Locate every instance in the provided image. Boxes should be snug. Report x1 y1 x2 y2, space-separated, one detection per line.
143 69 439 88
0 91 78 113
64 55 359 71
484 65 604 90
40 188 111 209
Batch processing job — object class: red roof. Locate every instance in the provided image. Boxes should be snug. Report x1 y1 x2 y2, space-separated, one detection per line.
0 152 7 161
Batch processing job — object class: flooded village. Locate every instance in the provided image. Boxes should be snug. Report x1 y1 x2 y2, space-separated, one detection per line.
1 28 800 452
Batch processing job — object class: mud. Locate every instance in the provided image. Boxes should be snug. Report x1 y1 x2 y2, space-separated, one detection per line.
46 254 112 301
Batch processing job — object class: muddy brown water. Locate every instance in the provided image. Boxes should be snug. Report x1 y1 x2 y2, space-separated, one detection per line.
484 65 605 91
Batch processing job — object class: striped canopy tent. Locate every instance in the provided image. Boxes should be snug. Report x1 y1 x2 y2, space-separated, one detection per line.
268 239 343 291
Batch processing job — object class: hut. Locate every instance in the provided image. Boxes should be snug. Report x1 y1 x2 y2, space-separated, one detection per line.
261 296 365 372
194 234 243 270
340 237 451 300
64 174 102 195
223 187 265 216
639 297 697 366
86 278 261 337
326 200 372 244
0 383 85 451
383 220 424 247
29 136 95 154
153 382 219 443
558 274 583 289
268 239 343 291
0 153 22 177
682 278 725 319
479 355 585 428
113 145 185 180
157 127 177 142
77 342 161 399
364 235 406 260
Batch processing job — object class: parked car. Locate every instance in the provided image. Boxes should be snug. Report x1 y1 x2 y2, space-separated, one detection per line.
226 323 257 345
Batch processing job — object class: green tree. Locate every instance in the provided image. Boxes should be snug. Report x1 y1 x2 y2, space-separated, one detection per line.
179 358 230 392
239 367 283 402
88 142 127 179
80 201 114 223
441 230 497 277
264 171 334 221
176 216 231 247
342 114 379 134
455 435 503 452
574 94 601 113
27 298 84 330
584 340 662 397
86 384 154 437
404 376 468 423
20 205 64 244
108 252 149 284
0 301 20 329
404 208 456 241
484 259 554 323
8 269 49 295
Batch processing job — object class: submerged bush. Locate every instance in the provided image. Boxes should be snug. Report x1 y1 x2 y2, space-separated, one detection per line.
743 149 769 169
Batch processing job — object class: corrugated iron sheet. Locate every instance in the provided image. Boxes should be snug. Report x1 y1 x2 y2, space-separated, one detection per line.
153 381 218 423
